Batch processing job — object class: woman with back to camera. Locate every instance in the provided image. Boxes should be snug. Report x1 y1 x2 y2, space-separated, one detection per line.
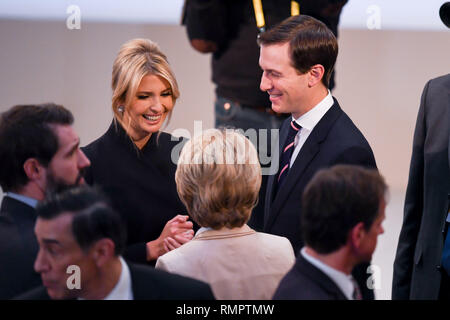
82 39 194 264
156 129 295 299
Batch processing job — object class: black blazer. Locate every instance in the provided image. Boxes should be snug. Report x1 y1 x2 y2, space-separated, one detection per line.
393 74 450 299
0 197 41 299
264 98 376 299
82 122 188 264
273 254 348 300
15 262 215 300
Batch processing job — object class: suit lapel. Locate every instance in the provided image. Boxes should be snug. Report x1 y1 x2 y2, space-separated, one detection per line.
265 101 343 230
448 90 450 168
128 263 159 300
297 255 348 300
1 196 36 219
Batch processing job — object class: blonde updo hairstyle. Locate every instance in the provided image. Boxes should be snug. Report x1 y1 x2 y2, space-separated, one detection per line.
175 129 262 230
111 38 180 131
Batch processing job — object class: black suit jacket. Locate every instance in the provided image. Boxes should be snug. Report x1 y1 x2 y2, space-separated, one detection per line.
273 254 348 300
0 196 41 299
392 74 450 299
264 98 376 299
82 122 188 264
15 262 215 300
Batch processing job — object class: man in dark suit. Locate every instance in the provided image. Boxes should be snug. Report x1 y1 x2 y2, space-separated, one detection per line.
392 2 450 300
274 165 387 300
258 15 377 299
16 186 214 300
0 103 91 299
183 0 348 231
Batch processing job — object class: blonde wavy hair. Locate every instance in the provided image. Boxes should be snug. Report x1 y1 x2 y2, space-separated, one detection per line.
111 38 180 131
175 129 262 229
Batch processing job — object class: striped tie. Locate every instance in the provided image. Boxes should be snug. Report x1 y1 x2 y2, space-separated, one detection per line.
350 276 363 300
277 120 301 188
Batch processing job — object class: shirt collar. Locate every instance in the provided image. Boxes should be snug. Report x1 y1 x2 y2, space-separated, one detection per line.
103 257 133 300
195 227 213 236
301 247 354 300
5 192 39 209
292 91 334 131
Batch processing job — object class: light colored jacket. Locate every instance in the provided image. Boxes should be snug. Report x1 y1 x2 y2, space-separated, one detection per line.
155 224 295 300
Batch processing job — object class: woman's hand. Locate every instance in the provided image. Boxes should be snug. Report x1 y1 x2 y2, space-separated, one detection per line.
146 215 194 261
163 233 193 252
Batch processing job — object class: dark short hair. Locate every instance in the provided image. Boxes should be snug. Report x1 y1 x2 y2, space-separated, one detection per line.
0 103 74 192
258 15 338 88
301 165 387 254
36 186 126 255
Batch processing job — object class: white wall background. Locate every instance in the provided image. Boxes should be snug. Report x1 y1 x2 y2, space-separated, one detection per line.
0 0 449 30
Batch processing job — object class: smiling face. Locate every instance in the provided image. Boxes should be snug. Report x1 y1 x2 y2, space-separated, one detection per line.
121 74 174 146
259 42 310 118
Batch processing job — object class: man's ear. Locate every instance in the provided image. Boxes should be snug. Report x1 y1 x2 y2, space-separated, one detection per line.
91 238 116 267
349 222 366 252
23 158 45 181
308 64 325 87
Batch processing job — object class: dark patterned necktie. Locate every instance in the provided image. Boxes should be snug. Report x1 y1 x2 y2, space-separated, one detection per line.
350 276 363 300
277 120 301 189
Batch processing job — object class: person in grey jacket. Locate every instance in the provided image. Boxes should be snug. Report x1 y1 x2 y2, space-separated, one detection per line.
392 2 450 300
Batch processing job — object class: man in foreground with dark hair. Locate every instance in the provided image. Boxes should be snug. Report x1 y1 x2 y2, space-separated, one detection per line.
16 186 214 300
273 165 387 299
0 103 91 299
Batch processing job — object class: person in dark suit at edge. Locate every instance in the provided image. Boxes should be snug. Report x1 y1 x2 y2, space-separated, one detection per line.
0 103 91 299
258 15 377 299
274 165 387 300
392 2 450 300
182 0 349 232
16 186 215 300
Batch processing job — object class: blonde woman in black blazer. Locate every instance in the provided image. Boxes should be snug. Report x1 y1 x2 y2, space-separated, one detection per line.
83 39 194 265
